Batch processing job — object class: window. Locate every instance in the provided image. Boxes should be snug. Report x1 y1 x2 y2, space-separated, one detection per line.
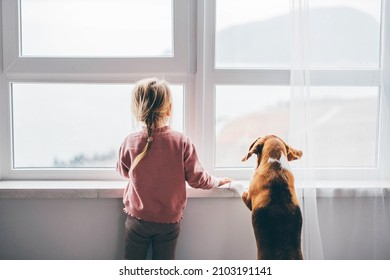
215 86 290 168
215 0 290 68
308 87 379 168
20 0 173 57
1 0 191 180
215 86 380 169
11 83 184 169
205 0 386 180
1 0 389 181
309 0 382 68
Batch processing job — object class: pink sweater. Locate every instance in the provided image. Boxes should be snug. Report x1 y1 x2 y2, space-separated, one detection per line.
116 126 219 223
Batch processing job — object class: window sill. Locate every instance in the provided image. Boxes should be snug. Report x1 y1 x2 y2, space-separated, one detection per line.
0 180 238 199
0 180 389 199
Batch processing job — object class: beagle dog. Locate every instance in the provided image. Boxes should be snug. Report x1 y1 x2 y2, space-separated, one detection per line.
239 135 303 260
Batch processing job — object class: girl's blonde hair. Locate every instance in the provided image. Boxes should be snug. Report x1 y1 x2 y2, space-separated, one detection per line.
130 78 172 172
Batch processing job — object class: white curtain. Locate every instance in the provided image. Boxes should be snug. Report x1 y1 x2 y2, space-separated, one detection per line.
289 0 390 260
289 0 323 260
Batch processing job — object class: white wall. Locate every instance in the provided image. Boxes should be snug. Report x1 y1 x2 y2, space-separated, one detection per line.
1 196 389 260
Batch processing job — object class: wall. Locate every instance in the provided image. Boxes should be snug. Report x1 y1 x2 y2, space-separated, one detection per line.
317 196 390 260
1 195 390 260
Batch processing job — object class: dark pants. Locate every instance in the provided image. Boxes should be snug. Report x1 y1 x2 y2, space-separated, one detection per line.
124 215 181 260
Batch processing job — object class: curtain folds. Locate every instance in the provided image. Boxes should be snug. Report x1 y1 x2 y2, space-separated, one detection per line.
289 0 390 260
289 0 324 260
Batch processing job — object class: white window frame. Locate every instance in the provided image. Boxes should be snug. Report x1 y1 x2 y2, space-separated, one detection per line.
0 0 197 180
1 0 389 182
2 0 193 74
198 0 390 181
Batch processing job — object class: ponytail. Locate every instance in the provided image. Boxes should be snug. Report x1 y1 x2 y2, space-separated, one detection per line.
130 115 154 173
130 78 171 173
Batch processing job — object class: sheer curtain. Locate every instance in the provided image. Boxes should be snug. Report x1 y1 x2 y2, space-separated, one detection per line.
289 0 323 260
289 0 390 260
331 0 390 259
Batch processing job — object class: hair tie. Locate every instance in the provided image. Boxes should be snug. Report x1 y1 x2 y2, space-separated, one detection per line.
147 137 153 143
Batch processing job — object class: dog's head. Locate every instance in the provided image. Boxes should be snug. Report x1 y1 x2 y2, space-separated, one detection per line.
242 135 302 168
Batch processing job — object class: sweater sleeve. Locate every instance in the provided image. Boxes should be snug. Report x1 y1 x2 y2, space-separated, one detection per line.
116 140 131 179
183 137 219 189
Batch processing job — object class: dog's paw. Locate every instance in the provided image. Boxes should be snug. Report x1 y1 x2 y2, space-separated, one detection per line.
229 182 249 197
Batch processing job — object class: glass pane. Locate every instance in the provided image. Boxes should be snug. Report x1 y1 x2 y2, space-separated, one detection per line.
215 85 379 169
215 0 381 69
309 0 381 68
11 83 184 168
215 0 290 68
215 86 290 168
309 87 379 167
20 0 173 57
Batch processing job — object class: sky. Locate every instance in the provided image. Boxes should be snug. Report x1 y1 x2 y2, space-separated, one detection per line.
21 0 173 57
216 0 381 31
12 83 183 167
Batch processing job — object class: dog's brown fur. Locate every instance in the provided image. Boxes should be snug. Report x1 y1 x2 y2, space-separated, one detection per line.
241 135 303 260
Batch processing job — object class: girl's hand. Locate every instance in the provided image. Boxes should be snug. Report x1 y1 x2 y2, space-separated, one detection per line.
218 177 233 187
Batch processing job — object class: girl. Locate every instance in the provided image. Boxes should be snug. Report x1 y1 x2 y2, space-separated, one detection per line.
116 78 232 260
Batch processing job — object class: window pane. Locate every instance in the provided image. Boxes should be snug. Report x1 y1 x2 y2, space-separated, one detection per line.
11 83 184 168
309 0 381 68
309 87 379 167
215 0 381 69
215 0 290 68
215 86 290 168
215 86 379 169
20 0 173 57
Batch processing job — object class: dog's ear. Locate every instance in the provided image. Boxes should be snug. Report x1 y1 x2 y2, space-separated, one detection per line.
286 145 303 161
242 137 263 162
275 136 303 161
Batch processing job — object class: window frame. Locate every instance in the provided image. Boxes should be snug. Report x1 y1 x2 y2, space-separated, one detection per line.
2 0 193 74
0 0 197 180
1 0 389 182
199 0 389 181
1 74 195 181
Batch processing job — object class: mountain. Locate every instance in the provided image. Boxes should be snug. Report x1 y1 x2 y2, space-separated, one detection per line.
216 7 380 68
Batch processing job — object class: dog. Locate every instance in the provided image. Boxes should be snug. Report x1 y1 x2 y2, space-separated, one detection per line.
236 135 303 260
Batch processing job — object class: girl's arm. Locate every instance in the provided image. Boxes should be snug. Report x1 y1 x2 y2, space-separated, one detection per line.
116 142 131 179
184 139 232 189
